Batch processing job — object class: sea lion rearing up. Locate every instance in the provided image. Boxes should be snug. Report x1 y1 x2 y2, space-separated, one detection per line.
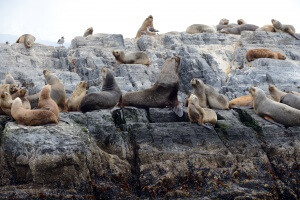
220 24 259 35
112 50 150 66
43 69 67 112
16 34 36 48
79 68 122 112
67 81 88 111
271 19 299 40
38 85 59 119
246 48 286 62
269 84 300 110
190 78 208 108
11 97 58 126
83 27 93 37
136 15 158 38
186 24 216 34
249 87 300 127
120 56 181 109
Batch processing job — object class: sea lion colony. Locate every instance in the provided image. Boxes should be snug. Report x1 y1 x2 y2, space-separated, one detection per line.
2 16 299 127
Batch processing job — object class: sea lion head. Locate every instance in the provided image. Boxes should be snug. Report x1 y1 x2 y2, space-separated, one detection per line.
188 93 199 104
40 85 51 100
43 69 51 76
237 19 246 25
9 84 18 94
0 91 10 100
190 78 204 87
271 19 282 28
112 50 121 59
268 84 276 92
219 18 229 25
249 87 266 100
79 81 88 89
276 52 286 60
101 68 115 91
16 87 27 98
25 41 32 48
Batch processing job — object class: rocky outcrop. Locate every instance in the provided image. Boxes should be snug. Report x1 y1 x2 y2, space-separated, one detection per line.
0 31 299 199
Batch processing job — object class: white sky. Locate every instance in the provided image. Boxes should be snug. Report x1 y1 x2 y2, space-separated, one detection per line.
0 0 299 44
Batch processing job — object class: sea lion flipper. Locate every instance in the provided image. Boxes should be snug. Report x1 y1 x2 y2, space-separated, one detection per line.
263 115 285 128
172 105 183 117
287 29 300 40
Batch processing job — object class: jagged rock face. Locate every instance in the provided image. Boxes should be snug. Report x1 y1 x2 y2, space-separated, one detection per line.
0 32 300 199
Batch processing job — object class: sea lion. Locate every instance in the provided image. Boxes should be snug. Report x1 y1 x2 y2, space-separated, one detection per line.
216 18 238 31
256 25 275 32
0 91 13 117
271 19 299 40
220 24 259 35
268 84 300 110
38 85 59 118
205 84 229 110
79 68 122 112
0 84 18 95
16 34 36 48
3 72 17 85
190 78 208 108
10 87 31 109
250 87 300 127
43 69 67 111
237 19 246 25
246 48 286 62
186 24 216 34
229 95 254 108
120 56 181 109
67 81 87 111
11 97 58 126
112 50 150 66
83 27 93 37
136 15 158 38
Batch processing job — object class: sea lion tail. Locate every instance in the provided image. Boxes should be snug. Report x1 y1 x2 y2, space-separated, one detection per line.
172 105 183 117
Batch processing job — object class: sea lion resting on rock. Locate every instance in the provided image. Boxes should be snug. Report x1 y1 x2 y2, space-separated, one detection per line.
186 24 216 34
38 85 59 119
43 69 67 111
246 48 286 62
220 24 259 35
11 97 58 126
3 72 17 85
229 95 254 108
79 68 121 112
250 87 300 127
187 94 217 128
16 34 36 48
136 15 158 38
120 56 181 110
216 18 238 31
67 81 87 111
83 27 93 37
112 50 150 66
269 84 300 110
271 19 299 40
256 25 275 32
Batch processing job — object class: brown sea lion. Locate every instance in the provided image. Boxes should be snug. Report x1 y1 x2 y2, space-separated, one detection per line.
43 69 67 112
16 34 36 48
3 72 17 85
186 24 216 34
205 84 229 110
11 97 58 126
246 48 286 62
256 25 275 32
237 19 246 25
79 68 122 112
136 15 158 38
120 56 181 109
229 95 254 108
10 87 31 109
269 84 300 110
190 78 208 108
38 85 59 119
83 27 93 37
67 81 87 111
220 24 259 35
0 91 13 117
271 19 299 40
112 50 150 66
250 87 300 127
187 94 217 126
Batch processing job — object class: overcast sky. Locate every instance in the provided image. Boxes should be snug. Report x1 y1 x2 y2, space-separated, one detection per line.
0 0 299 44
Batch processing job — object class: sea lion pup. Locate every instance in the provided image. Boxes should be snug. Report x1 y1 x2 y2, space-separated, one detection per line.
250 87 300 127
229 95 254 108
16 34 36 48
190 78 208 108
0 92 13 117
246 48 286 62
112 50 150 66
11 97 58 126
271 19 299 40
220 24 259 35
120 56 181 109
43 69 67 111
83 27 93 37
3 72 17 85
256 25 275 32
38 85 59 119
186 24 216 34
67 81 87 111
79 68 121 112
237 19 246 25
269 84 300 110
136 15 158 38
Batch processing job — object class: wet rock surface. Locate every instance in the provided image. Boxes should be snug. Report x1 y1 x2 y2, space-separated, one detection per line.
0 32 299 199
